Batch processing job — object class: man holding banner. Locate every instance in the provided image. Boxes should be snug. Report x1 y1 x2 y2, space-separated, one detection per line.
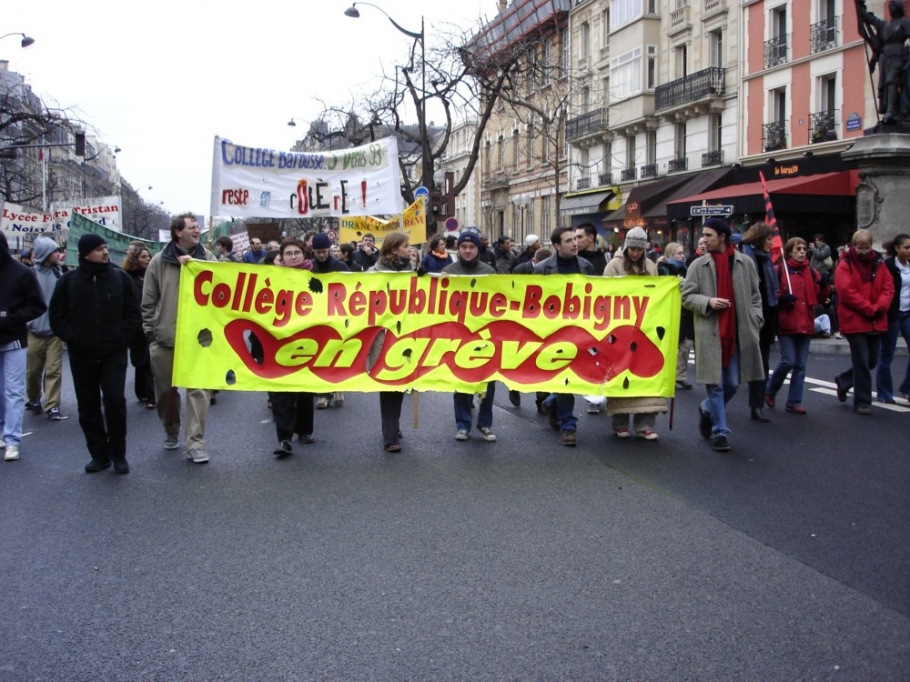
142 213 217 463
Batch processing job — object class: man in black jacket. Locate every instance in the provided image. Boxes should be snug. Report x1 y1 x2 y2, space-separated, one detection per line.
50 234 140 474
0 233 46 462
310 233 349 409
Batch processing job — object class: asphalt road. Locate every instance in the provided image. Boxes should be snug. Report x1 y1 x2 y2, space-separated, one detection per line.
1 350 908 681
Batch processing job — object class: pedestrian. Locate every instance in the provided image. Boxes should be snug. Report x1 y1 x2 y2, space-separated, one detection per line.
478 233 496 268
0 233 46 462
142 213 217 463
215 236 237 262
442 229 498 442
49 234 140 474
122 243 156 409
876 233 910 403
352 233 379 270
575 223 607 275
808 233 834 283
338 243 364 272
682 217 764 452
533 226 595 446
242 238 266 264
311 233 350 410
269 238 316 458
419 235 453 273
25 236 66 421
603 227 666 439
765 238 829 415
367 233 415 452
18 248 34 267
740 222 779 423
833 229 894 414
657 241 695 390
515 234 541 267
686 236 707 267
492 235 517 274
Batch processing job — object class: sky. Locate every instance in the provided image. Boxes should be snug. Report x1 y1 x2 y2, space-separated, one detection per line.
4 0 492 217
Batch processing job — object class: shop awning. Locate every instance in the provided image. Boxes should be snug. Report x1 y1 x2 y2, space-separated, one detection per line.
643 167 735 219
559 189 617 216
666 170 860 220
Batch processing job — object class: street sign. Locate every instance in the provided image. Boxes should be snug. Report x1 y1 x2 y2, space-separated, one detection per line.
846 113 862 132
690 205 734 217
414 186 430 203
445 217 459 232
326 229 337 241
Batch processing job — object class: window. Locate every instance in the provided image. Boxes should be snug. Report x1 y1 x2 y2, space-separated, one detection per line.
526 48 537 95
561 29 569 73
484 140 491 174
625 135 636 169
773 88 786 123
646 46 657 89
527 120 535 167
581 85 591 111
497 135 504 170
773 6 787 39
581 22 591 58
674 122 686 159
710 113 722 151
512 130 519 169
542 195 551 233
675 44 688 79
610 47 643 101
611 0 643 30
543 39 552 84
602 10 610 44
820 74 836 113
646 131 657 165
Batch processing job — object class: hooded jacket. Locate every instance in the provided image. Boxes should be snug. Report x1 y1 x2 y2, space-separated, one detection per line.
26 236 62 337
0 233 46 347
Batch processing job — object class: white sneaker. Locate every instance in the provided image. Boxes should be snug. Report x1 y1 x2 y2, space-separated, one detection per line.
316 397 329 409
455 429 469 441
4 444 20 461
187 449 209 464
478 427 497 442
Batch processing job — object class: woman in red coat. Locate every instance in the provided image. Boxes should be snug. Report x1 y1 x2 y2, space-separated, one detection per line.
765 238 829 414
833 229 895 414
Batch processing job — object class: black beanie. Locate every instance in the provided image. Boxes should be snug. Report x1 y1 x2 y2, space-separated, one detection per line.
703 217 732 238
78 233 107 259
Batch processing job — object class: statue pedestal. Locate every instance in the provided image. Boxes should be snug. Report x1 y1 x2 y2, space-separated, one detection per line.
842 134 910 250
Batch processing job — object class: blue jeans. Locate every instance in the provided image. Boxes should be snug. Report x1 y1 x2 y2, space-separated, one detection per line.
701 348 740 437
454 382 495 432
544 392 578 431
876 310 910 401
0 347 27 446
767 334 812 407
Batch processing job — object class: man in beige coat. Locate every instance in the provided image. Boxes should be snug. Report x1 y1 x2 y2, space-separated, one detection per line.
142 213 216 463
681 218 764 452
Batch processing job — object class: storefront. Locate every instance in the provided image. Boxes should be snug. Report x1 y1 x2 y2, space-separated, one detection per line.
559 187 622 235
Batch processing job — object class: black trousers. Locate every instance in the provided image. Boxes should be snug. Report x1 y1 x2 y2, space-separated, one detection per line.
269 391 314 441
69 351 128 462
379 391 404 447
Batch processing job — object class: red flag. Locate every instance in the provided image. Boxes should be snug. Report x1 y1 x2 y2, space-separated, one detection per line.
759 171 783 263
38 147 44 161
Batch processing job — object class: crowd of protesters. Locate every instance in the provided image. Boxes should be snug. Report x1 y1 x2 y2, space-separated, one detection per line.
1 216 905 473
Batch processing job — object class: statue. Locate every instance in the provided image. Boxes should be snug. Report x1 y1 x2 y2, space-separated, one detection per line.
856 0 910 125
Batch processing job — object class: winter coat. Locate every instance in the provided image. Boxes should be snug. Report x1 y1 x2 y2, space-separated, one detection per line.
809 242 832 276
658 258 695 341
578 249 607 276
311 255 350 274
681 251 765 386
441 258 496 276
49 262 140 361
142 241 216 348
834 253 893 335
26 261 61 337
493 248 517 274
776 262 827 336
532 254 595 276
0 237 45 348
420 252 453 274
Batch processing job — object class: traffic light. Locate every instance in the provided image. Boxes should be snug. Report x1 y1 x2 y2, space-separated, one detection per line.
75 132 85 156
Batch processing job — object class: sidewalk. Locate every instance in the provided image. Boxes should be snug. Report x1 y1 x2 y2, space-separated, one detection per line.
802 335 908 356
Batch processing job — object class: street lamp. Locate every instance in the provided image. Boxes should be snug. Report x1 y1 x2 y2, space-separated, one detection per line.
344 3 430 193
287 118 304 127
0 32 36 48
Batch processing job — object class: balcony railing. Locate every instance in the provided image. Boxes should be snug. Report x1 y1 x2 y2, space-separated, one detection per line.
670 6 689 33
566 108 610 142
763 121 788 152
621 167 637 182
599 171 612 185
810 17 837 54
599 45 610 62
640 163 658 179
576 177 591 190
701 149 724 167
668 157 688 173
809 110 838 144
704 0 724 13
655 67 725 111
764 34 788 68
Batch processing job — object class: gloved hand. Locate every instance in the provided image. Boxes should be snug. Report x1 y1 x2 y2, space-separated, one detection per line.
779 293 797 308
872 307 885 319
416 266 429 277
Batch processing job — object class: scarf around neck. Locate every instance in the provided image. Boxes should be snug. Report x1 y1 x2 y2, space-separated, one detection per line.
711 243 737 368
847 245 879 283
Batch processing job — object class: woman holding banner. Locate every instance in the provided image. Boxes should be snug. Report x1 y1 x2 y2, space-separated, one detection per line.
269 238 315 458
368 233 415 452
123 243 156 409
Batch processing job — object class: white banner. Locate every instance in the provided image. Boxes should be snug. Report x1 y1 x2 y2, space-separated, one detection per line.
210 136 403 220
50 195 123 232
1 202 56 236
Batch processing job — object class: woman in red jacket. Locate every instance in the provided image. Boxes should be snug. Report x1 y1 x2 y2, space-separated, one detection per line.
833 229 895 414
765 238 829 414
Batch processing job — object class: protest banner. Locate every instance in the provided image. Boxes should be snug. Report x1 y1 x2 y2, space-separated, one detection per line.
50 195 123 232
174 262 681 397
338 198 426 245
66 211 164 265
1 202 57 237
210 136 403 220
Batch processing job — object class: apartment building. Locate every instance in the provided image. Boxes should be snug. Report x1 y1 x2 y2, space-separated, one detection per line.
439 118 483 230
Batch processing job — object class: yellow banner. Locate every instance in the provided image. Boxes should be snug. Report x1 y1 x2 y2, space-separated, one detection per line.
174 262 681 396
338 199 426 245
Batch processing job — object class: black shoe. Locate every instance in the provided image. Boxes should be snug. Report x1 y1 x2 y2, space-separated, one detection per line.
547 408 561 431
750 407 770 423
297 434 315 445
25 400 42 414
713 435 731 452
676 380 693 390
112 459 130 475
535 397 546 414
85 459 112 473
834 376 848 403
274 439 293 458
508 390 521 407
698 406 712 439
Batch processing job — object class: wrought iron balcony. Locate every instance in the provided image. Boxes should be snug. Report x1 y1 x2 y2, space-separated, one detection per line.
576 177 591 190
621 167 637 182
599 171 612 186
640 164 658 179
810 17 837 54
764 35 788 68
701 149 724 167
668 157 688 173
655 67 725 111
763 121 787 152
566 108 610 143
809 110 838 143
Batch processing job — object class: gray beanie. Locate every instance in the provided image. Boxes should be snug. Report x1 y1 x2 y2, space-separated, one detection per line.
32 236 59 265
624 227 648 250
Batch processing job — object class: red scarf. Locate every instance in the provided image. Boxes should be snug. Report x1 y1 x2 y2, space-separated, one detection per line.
783 257 818 307
847 245 879 283
711 243 737 368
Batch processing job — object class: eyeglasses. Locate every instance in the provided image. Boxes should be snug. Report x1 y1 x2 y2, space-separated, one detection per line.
793 247 807 252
